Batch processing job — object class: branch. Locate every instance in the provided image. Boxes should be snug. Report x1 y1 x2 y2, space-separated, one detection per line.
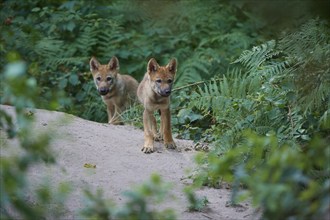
173 78 223 92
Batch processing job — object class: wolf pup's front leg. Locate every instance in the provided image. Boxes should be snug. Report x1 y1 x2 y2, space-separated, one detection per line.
137 58 177 153
161 108 176 149
141 109 156 153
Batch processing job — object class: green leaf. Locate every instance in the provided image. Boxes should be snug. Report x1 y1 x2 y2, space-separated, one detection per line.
66 21 76 32
69 74 80 86
4 62 26 79
31 7 41 12
177 109 203 123
59 78 68 89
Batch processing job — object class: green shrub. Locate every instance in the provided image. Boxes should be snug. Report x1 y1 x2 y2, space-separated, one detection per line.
81 174 176 220
194 131 330 219
188 18 330 219
183 186 209 212
177 18 329 150
0 61 70 219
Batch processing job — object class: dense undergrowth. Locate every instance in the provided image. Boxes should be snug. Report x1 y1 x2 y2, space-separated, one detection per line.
190 19 330 219
1 0 266 122
1 0 329 219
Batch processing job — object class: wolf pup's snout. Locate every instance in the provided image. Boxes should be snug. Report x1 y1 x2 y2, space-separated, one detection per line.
98 87 109 95
160 88 171 97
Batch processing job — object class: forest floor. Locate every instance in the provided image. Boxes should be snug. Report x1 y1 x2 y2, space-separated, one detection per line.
1 105 260 220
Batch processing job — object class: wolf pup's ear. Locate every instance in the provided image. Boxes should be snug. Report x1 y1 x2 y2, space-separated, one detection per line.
90 57 100 72
147 58 159 73
108 56 120 71
166 58 177 75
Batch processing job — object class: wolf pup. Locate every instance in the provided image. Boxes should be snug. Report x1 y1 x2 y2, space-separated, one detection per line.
137 58 177 153
90 56 138 125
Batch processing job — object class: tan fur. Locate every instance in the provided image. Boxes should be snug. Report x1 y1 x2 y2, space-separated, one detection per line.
90 56 138 125
137 58 177 153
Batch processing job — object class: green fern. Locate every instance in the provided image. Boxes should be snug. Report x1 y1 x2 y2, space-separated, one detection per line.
193 70 259 115
186 18 329 152
279 19 330 114
187 69 268 150
233 40 277 72
175 49 215 87
279 19 329 60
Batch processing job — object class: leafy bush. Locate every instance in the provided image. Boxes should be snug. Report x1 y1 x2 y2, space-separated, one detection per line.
178 18 329 151
183 186 209 212
0 60 71 219
81 174 176 220
188 18 330 219
194 131 330 219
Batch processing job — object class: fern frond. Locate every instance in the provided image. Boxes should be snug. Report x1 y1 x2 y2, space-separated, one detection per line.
279 18 330 60
34 38 65 57
299 81 330 113
260 60 292 77
175 48 218 87
44 57 87 67
233 40 276 71
192 69 260 117
74 25 99 55
176 56 209 86
278 19 330 113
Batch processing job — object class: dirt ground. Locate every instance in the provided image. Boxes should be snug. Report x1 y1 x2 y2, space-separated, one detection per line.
0 105 259 220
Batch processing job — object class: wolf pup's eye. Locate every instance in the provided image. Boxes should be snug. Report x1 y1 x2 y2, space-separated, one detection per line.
167 79 173 84
96 76 101 81
106 76 113 82
156 79 162 83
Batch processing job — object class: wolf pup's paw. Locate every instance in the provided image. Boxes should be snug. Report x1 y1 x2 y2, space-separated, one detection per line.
164 141 176 149
154 133 163 142
141 146 154 154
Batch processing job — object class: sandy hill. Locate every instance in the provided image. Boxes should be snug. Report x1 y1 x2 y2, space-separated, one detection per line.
0 105 257 219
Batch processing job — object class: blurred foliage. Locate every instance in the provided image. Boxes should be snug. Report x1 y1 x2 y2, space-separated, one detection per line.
183 186 209 212
0 61 71 219
194 131 330 219
81 174 176 220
